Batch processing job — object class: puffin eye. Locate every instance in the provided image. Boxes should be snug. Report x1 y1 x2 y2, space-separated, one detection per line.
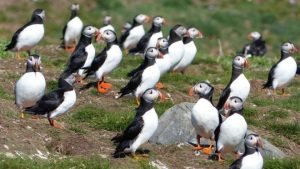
199 84 202 88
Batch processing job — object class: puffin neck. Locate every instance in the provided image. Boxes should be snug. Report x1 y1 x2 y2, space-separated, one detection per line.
31 15 44 24
183 36 193 44
230 65 243 82
280 51 290 60
132 19 141 27
168 30 181 45
228 108 244 116
198 89 214 104
25 64 38 73
145 58 156 66
70 10 78 20
159 47 168 55
149 23 161 33
135 97 154 117
58 79 74 91
243 144 258 156
105 38 118 50
77 34 92 47
253 38 265 45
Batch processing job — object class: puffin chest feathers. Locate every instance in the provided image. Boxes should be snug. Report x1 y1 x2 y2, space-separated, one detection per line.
65 17 83 42
156 53 171 75
229 74 250 102
273 57 297 88
146 31 163 49
241 152 264 169
169 41 185 67
49 89 76 119
124 25 145 48
16 24 44 51
135 65 160 97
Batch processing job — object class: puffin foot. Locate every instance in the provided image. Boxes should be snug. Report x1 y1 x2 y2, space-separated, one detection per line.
155 82 164 89
281 89 289 97
193 144 203 151
20 112 25 119
16 52 25 60
97 81 112 93
209 153 224 162
31 115 40 120
202 145 213 155
49 119 64 129
132 153 149 160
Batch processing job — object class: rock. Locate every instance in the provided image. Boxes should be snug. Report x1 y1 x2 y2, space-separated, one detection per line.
150 102 287 159
150 160 169 169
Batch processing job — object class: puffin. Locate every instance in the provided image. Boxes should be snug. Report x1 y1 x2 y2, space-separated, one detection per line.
216 55 250 112
129 16 166 55
115 47 160 104
60 25 99 84
263 42 297 96
167 25 187 70
60 3 83 52
25 74 76 129
213 96 247 161
241 32 267 57
5 9 45 60
99 16 115 35
173 27 203 73
15 54 46 119
82 30 122 93
229 133 264 169
189 81 221 155
121 22 132 34
119 14 151 52
112 88 162 159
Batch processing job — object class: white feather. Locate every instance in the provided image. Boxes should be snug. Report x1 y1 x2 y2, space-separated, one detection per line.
146 31 163 50
173 41 197 71
229 74 250 102
78 44 96 76
123 25 145 49
64 16 83 46
155 53 172 75
49 90 76 118
14 24 44 51
169 41 185 70
240 152 263 169
272 57 297 89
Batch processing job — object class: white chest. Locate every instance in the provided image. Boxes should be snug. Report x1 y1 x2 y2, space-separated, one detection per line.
82 44 96 68
17 24 44 50
273 57 297 88
169 41 185 67
135 65 160 97
155 53 172 75
65 17 83 41
241 152 264 169
147 31 163 49
229 74 250 102
49 90 76 118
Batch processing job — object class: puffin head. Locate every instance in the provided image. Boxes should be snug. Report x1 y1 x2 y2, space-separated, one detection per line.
153 16 166 27
82 25 99 38
245 133 264 149
71 3 80 11
142 88 163 102
122 22 132 33
173 25 187 37
248 31 261 41
223 96 244 117
157 37 168 49
233 55 249 69
99 30 117 43
189 81 214 100
135 14 151 24
144 47 159 60
103 15 112 25
27 54 41 72
33 9 45 20
186 27 203 39
281 42 298 54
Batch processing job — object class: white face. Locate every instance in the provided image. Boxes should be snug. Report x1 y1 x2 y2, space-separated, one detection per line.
65 74 76 85
157 38 168 48
145 47 159 59
103 16 112 25
83 26 98 37
71 4 80 11
187 27 203 39
192 82 212 96
102 30 116 42
281 42 297 53
226 96 243 111
135 14 150 24
245 134 262 148
27 55 41 66
249 31 261 40
142 88 160 102
37 10 45 20
233 55 248 68
153 16 165 26
175 26 187 37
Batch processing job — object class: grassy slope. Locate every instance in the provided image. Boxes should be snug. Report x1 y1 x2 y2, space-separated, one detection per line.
0 0 299 168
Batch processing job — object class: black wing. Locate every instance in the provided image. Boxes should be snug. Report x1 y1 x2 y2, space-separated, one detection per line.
59 24 68 48
5 21 32 51
60 47 87 78
118 70 143 97
216 86 231 110
129 32 152 54
262 63 277 89
83 48 107 78
119 29 131 47
25 89 65 115
229 158 243 169
297 64 300 75
127 58 148 77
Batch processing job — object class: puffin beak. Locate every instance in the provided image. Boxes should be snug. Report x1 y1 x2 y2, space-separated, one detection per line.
185 31 190 37
188 87 195 96
96 31 101 43
158 52 164 58
145 16 151 23
257 137 264 148
159 91 166 102
162 19 167 25
247 33 252 40
197 32 203 39
244 59 250 68
292 45 298 53
34 63 40 72
223 102 231 117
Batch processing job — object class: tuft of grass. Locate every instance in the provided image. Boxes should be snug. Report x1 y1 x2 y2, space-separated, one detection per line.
47 80 58 91
0 86 14 100
69 126 87 135
264 158 300 169
267 110 289 119
268 122 300 144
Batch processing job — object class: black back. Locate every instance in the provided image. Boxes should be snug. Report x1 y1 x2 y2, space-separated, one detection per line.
241 38 267 57
168 25 182 46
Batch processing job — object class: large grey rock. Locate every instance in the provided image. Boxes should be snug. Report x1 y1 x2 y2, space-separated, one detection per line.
150 102 287 159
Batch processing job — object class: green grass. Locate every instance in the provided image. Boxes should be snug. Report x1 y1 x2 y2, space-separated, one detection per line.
268 122 300 144
264 158 300 169
0 86 14 100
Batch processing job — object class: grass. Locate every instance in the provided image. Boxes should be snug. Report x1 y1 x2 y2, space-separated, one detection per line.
264 158 300 169
0 86 14 100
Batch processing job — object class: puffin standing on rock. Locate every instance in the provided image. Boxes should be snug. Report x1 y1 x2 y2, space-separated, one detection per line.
263 42 297 96
229 133 264 169
241 31 267 57
216 55 250 112
112 88 162 159
82 30 122 93
167 25 187 70
189 81 221 155
60 25 99 84
60 3 83 52
173 27 203 73
25 74 76 129
211 96 247 161
119 14 151 52
129 16 166 55
115 47 161 104
5 9 45 60
15 54 46 119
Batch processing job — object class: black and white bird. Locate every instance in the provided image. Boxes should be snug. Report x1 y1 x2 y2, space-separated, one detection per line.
155 37 171 76
25 74 76 129
121 22 132 35
15 54 46 119
229 133 263 169
60 3 83 52
213 96 247 161
60 25 99 84
241 32 267 57
189 81 221 155
129 16 166 55
82 30 122 93
5 9 45 60
216 55 250 111
263 42 297 96
167 25 187 70
119 14 151 52
173 27 203 73
112 88 162 158
99 16 115 35
115 47 160 103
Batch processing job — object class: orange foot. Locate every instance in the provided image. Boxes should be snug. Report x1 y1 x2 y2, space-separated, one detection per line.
31 115 39 120
97 81 112 93
156 82 164 89
49 119 64 129
193 144 203 151
20 112 25 119
202 145 213 155
16 52 26 61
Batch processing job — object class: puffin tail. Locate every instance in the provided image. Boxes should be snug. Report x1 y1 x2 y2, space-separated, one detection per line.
262 81 271 89
4 42 14 51
113 140 130 158
25 105 45 115
128 47 140 55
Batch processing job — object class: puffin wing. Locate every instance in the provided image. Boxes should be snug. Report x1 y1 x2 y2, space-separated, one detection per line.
5 22 31 51
127 59 147 77
61 24 67 40
119 29 131 46
83 48 107 78
229 158 242 169
216 86 231 110
25 89 65 115
119 70 143 97
263 63 277 89
129 32 151 54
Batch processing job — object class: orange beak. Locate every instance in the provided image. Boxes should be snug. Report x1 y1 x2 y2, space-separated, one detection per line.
224 102 230 110
197 32 203 39
189 87 194 96
247 33 252 40
244 59 250 68
159 91 166 102
162 19 167 25
292 46 298 53
96 31 101 42
158 52 164 58
146 16 151 23
257 138 264 148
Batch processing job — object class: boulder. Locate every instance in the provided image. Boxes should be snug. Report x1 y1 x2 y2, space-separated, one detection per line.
150 102 287 159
